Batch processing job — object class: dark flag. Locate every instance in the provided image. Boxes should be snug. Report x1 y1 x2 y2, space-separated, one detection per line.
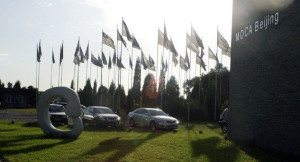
163 23 169 49
117 57 125 69
200 48 205 58
148 55 155 71
102 31 115 49
186 33 199 54
112 50 116 65
129 56 133 70
185 52 190 69
79 46 85 63
158 29 164 46
169 38 178 57
217 30 230 50
180 55 188 71
141 51 149 70
59 43 63 65
132 36 141 50
36 44 40 62
91 54 101 67
191 26 204 48
108 56 112 69
52 49 55 64
85 43 89 61
117 29 127 47
196 54 206 71
165 60 168 72
122 19 132 41
172 52 178 66
74 39 80 57
161 55 165 70
98 55 104 68
102 52 107 65
38 41 42 60
73 53 80 65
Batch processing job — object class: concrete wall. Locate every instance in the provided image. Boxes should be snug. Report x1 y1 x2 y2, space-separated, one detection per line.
229 0 300 158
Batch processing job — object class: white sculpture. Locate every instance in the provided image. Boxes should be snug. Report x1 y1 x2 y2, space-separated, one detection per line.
37 87 83 138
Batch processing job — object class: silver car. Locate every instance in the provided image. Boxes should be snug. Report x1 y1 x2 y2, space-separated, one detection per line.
128 108 179 130
82 106 120 127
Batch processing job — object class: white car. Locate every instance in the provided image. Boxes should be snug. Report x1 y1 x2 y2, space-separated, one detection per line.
128 108 179 130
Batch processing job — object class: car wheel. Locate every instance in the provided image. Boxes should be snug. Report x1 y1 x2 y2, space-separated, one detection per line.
129 118 135 127
150 121 156 130
64 120 68 125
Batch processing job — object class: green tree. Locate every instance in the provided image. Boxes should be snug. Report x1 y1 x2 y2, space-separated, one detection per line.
7 82 12 89
132 57 141 107
108 81 116 110
97 85 108 106
78 79 93 106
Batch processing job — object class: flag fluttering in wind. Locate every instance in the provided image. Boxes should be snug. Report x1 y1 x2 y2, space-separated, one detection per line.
117 29 127 48
217 30 231 57
73 54 80 65
132 36 141 50
36 44 41 62
158 29 164 46
163 23 169 49
186 33 199 54
165 60 168 72
73 39 80 65
37 41 42 62
200 48 205 58
85 43 89 61
169 38 178 57
52 49 55 64
191 26 204 48
129 56 133 70
180 55 188 71
148 55 155 71
161 55 165 70
122 19 132 42
102 52 107 65
141 51 149 70
112 50 116 65
98 55 104 68
59 43 63 65
102 31 115 49
208 47 219 63
91 54 102 67
108 56 112 69
184 52 190 69
172 52 178 66
196 54 207 71
117 57 125 69
79 46 85 63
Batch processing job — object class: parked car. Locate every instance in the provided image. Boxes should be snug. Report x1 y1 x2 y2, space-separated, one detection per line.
128 108 179 130
82 106 120 127
218 108 228 133
48 104 68 125
53 101 86 118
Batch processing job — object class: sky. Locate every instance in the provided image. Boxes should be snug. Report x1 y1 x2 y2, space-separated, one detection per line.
0 0 232 94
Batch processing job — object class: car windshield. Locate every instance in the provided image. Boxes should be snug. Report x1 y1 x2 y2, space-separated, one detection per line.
94 108 114 114
148 109 167 116
49 105 64 112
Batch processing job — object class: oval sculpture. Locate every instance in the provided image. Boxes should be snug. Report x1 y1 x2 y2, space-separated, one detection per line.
37 87 84 138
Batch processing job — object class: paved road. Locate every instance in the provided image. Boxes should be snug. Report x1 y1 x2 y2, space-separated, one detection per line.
0 109 37 122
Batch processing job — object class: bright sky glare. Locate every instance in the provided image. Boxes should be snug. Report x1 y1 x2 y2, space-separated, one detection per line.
0 0 232 93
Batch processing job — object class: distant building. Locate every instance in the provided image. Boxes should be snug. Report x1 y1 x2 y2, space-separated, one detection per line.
0 88 36 108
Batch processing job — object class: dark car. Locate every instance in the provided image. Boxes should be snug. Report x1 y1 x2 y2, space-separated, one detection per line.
82 106 120 127
128 108 179 130
48 104 68 125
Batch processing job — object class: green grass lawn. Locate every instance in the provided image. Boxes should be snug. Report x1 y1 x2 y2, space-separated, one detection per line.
6 108 37 115
0 120 286 162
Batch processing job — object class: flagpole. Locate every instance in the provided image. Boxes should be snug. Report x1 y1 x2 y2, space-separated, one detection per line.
35 59 38 108
61 62 63 86
58 63 61 86
116 26 119 113
77 64 80 92
101 32 104 105
51 55 53 88
90 55 92 81
86 56 88 82
156 29 159 92
215 26 219 120
119 35 123 112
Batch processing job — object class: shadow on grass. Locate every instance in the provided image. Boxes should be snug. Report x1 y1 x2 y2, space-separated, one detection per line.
187 128 239 162
21 122 39 127
79 129 167 162
0 128 17 132
0 134 75 157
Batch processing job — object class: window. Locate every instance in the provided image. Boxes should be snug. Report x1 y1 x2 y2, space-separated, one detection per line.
7 95 12 103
